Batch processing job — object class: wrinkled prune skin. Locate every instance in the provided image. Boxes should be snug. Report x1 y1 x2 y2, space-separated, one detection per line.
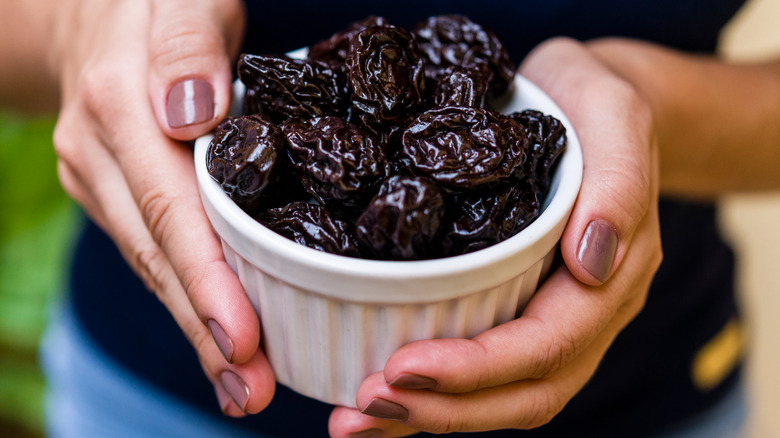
282 116 387 213
238 54 348 123
356 175 445 260
400 106 529 190
442 184 540 256
412 14 515 96
255 201 362 257
346 25 427 131
207 114 286 214
509 109 567 196
432 64 490 108
308 16 390 68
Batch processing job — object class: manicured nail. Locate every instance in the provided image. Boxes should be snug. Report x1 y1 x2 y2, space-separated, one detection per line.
347 428 383 438
221 370 249 412
166 78 214 128
577 219 618 283
208 319 234 363
389 373 437 390
361 398 409 421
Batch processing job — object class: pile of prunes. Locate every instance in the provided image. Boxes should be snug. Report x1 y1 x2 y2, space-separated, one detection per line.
207 14 567 260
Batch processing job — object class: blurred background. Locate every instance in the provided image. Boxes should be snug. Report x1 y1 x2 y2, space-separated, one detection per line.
0 0 778 437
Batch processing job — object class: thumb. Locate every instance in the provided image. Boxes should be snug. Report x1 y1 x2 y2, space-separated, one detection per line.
520 38 657 286
148 0 246 140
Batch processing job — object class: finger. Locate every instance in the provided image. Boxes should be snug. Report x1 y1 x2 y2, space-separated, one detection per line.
80 5 262 368
329 406 419 438
57 121 276 414
354 305 627 434
147 0 246 139
376 203 659 395
378 266 646 395
519 37 656 285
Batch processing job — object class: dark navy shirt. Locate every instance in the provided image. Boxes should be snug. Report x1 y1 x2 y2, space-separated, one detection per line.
70 1 746 436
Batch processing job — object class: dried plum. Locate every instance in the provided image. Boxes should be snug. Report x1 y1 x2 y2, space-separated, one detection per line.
207 114 287 213
346 24 427 131
255 201 361 257
432 64 490 108
308 16 390 68
442 184 540 256
356 175 445 260
412 14 515 96
282 116 387 212
400 106 529 190
509 109 567 196
238 54 348 123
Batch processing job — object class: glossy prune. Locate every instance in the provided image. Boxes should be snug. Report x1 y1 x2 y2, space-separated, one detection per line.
432 64 490 108
207 114 286 213
308 16 390 68
412 14 515 96
356 175 445 260
442 184 540 256
346 24 427 131
282 116 387 212
255 201 362 257
238 54 348 123
400 106 529 190
510 109 567 196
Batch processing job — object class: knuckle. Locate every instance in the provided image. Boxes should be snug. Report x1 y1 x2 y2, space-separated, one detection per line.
532 331 579 378
133 244 168 295
425 413 463 435
138 187 176 246
521 388 567 429
150 18 225 72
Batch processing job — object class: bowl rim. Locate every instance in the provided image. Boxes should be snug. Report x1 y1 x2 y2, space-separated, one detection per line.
194 74 583 302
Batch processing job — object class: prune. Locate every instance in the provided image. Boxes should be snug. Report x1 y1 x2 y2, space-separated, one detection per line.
282 116 387 212
432 64 490 108
412 14 515 96
346 24 426 131
509 109 567 196
255 201 361 257
207 114 286 213
356 175 445 260
442 184 540 256
238 54 348 123
308 16 390 68
400 106 529 190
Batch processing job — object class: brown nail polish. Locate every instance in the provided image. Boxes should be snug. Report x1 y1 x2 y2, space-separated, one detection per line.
208 319 233 363
389 373 437 389
577 219 618 283
166 78 214 128
221 370 249 412
361 398 409 421
347 428 383 438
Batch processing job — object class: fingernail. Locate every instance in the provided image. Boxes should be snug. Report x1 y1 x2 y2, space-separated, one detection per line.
208 319 234 363
361 398 409 421
389 373 437 390
167 78 214 128
347 428 383 438
221 370 249 412
577 219 618 283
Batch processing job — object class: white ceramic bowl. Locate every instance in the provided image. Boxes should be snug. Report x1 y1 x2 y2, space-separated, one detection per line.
194 74 582 407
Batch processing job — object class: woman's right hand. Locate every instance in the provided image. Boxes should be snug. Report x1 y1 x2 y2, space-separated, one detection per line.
51 0 275 416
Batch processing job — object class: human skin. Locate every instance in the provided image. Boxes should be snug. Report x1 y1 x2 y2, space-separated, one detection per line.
2 1 777 436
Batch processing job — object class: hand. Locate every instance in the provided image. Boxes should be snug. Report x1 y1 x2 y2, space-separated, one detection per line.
329 37 662 437
51 0 275 416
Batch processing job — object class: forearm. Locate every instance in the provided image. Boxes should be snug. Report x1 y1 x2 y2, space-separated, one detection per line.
587 38 780 199
0 0 64 113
